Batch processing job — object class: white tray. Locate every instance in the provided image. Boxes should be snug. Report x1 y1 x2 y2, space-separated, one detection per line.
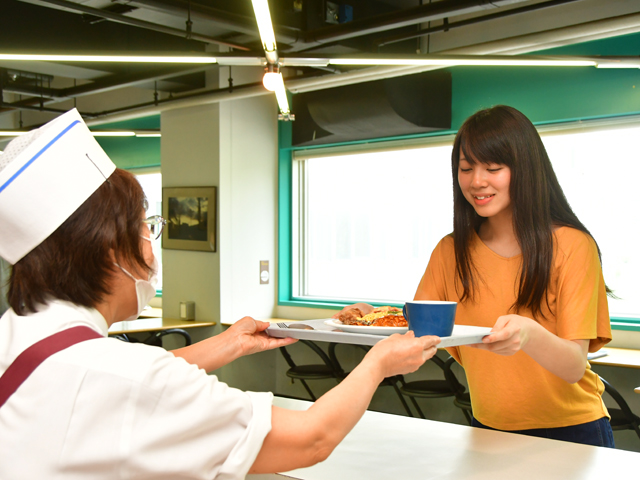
267 319 491 348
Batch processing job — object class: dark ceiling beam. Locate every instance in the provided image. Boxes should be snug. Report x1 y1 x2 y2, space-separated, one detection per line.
127 0 301 46
294 0 535 50
1 66 211 100
31 0 251 51
375 0 585 47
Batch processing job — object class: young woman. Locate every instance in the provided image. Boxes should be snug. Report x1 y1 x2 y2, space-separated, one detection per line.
339 105 614 447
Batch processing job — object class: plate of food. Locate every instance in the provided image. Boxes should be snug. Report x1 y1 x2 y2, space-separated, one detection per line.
326 306 408 335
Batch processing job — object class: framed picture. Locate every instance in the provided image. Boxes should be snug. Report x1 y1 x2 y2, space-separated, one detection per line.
162 186 216 252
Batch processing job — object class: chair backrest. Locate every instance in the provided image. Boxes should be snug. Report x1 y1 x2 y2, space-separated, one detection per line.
600 376 640 425
431 355 466 395
280 340 343 374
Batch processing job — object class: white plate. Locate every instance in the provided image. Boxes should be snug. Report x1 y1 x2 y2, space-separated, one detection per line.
324 319 408 335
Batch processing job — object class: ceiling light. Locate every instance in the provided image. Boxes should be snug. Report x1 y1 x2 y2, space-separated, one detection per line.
263 71 282 91
0 131 27 136
328 57 596 67
262 71 292 120
251 0 278 64
0 130 158 137
251 0 277 51
0 54 217 64
596 61 640 69
90 131 136 137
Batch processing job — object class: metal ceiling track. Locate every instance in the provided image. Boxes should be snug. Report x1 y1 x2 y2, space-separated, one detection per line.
32 0 251 51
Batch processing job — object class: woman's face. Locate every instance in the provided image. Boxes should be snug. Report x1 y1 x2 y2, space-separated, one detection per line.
457 152 512 220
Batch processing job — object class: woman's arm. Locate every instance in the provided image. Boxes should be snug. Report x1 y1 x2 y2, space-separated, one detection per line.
171 317 297 372
249 332 440 473
474 314 589 383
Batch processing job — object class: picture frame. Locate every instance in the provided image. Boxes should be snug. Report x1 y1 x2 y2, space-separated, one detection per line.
162 186 216 252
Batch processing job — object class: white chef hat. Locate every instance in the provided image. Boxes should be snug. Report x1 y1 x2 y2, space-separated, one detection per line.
0 109 116 265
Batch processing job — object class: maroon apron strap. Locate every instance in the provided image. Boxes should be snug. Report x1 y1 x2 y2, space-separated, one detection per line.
0 326 102 409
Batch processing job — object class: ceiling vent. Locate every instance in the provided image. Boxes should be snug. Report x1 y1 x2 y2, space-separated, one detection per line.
291 70 451 146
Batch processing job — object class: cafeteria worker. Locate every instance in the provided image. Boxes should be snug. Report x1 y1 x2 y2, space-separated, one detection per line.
338 106 614 447
0 109 439 479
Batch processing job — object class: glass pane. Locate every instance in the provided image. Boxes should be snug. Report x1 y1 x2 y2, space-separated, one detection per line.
300 124 640 319
135 172 163 293
305 147 453 302
542 127 640 318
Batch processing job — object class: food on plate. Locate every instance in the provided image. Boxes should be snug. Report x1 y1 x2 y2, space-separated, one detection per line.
337 306 407 327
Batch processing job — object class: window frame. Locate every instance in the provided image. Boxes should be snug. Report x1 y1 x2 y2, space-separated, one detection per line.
278 116 640 331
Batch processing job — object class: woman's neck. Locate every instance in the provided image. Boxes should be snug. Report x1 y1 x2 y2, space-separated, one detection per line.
478 210 521 258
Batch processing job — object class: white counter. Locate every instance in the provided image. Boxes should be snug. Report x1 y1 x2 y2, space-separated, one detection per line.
246 397 640 479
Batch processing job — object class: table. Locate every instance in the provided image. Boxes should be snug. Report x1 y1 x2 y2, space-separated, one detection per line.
108 317 216 335
246 397 640 480
589 347 640 369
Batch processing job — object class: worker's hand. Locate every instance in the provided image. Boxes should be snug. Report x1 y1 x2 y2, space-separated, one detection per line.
365 331 440 379
228 316 297 357
470 314 534 355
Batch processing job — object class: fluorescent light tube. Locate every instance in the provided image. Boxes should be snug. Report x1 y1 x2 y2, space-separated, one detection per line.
0 131 27 136
0 54 217 63
91 131 136 137
251 0 277 53
596 62 640 69
1 130 153 137
328 58 596 67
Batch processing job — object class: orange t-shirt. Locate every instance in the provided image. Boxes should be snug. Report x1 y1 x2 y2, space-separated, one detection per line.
414 226 611 430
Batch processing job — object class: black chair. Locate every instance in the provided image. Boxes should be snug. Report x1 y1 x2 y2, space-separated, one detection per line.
452 391 473 425
329 343 414 417
113 328 192 348
279 341 344 401
600 376 640 441
399 355 471 423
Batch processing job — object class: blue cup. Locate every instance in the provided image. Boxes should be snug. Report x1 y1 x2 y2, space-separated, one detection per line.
402 301 457 337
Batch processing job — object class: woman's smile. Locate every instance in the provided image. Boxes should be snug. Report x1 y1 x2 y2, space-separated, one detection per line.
458 154 512 218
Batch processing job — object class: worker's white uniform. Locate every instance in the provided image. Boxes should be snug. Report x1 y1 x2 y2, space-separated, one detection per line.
0 300 273 480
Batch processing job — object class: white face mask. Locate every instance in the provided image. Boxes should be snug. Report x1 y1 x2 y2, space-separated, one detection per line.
115 243 159 321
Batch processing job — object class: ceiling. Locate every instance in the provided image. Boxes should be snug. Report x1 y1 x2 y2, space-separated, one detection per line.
1 0 640 131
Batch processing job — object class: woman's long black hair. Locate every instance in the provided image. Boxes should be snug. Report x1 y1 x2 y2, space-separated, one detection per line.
451 105 611 319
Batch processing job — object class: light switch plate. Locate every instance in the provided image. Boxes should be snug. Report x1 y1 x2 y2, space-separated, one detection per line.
260 260 269 284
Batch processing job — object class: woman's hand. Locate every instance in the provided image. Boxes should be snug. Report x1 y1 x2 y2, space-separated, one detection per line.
472 314 534 355
364 331 440 379
472 314 589 383
171 316 296 372
228 316 298 357
331 302 374 319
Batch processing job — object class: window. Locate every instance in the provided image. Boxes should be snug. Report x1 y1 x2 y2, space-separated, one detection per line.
291 120 640 324
135 172 163 294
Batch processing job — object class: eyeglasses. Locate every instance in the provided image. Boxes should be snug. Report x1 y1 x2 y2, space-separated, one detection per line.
143 215 167 240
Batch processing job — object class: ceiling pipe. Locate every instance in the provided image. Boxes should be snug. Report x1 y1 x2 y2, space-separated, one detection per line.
287 10 640 93
376 0 584 47
31 0 251 51
113 0 534 52
0 66 211 100
125 0 293 39
295 0 533 50
9 10 640 126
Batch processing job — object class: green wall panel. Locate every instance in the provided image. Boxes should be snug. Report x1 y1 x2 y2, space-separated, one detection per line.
95 136 160 170
94 115 161 170
452 66 640 129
